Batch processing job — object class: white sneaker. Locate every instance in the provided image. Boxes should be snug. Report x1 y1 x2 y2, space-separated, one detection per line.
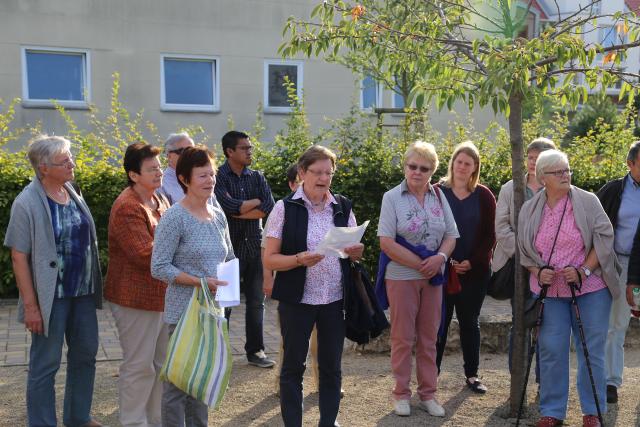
393 399 411 416
418 398 445 417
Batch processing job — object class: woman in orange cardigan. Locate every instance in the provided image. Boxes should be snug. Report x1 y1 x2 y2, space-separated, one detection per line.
104 142 170 427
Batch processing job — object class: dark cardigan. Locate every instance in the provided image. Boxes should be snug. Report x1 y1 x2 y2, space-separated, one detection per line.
629 218 640 285
438 183 496 281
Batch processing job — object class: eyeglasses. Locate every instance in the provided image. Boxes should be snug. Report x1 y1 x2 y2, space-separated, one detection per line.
235 145 253 151
48 158 75 168
169 147 187 155
544 169 572 177
406 163 431 173
305 168 335 178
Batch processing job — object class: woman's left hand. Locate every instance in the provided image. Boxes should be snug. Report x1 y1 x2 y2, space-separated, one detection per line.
560 266 581 284
420 255 445 279
452 260 472 274
344 243 364 261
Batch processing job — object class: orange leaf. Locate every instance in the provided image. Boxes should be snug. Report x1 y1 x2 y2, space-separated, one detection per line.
351 4 365 21
603 51 617 64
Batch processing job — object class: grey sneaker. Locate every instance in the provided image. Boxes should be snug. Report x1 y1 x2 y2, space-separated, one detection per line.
247 350 275 368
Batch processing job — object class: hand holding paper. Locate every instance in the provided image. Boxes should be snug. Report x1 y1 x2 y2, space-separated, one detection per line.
215 258 240 307
314 220 369 258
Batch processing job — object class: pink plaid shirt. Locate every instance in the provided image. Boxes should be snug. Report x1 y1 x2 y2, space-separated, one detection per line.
530 195 607 298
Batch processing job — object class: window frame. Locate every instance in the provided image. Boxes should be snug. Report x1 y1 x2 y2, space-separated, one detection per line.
21 46 91 109
360 76 383 112
160 53 221 113
263 59 304 114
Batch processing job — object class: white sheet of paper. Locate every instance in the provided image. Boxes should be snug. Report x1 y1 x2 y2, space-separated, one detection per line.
215 258 240 307
314 220 369 258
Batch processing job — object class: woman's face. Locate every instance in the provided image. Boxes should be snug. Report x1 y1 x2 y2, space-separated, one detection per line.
131 156 163 192
404 155 434 189
183 162 216 199
299 159 334 197
42 150 75 183
540 160 572 192
452 152 477 184
527 150 541 176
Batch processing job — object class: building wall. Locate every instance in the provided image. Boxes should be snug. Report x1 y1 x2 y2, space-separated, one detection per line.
0 0 500 146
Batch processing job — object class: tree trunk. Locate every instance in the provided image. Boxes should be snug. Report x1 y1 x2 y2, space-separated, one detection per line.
508 91 529 416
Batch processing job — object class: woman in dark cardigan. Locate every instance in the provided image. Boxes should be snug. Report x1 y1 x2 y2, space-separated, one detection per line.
435 141 496 394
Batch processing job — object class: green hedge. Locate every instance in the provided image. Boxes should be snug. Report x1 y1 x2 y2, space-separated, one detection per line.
0 77 635 297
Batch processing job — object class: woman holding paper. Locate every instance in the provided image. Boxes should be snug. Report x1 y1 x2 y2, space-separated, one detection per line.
151 145 235 426
263 145 364 427
377 141 458 418
104 142 170 427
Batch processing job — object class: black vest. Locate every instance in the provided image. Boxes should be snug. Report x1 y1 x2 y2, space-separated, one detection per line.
272 193 352 304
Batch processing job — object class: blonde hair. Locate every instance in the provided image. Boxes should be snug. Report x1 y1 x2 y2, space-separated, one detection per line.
441 141 481 192
403 141 439 171
535 149 569 184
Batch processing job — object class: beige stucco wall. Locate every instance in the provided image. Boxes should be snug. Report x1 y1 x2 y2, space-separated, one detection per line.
0 0 501 147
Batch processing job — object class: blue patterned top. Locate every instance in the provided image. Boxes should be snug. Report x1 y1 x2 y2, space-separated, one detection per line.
47 197 93 298
151 203 236 324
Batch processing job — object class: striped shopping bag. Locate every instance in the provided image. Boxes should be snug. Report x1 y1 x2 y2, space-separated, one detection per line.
160 278 232 410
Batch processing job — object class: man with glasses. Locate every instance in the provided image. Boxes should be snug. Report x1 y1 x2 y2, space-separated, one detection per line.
215 130 276 368
159 132 195 205
596 140 640 404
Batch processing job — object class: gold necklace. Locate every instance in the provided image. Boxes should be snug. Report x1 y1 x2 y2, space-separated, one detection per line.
46 187 68 204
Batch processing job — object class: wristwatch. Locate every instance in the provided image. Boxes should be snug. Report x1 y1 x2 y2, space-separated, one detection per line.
580 266 592 278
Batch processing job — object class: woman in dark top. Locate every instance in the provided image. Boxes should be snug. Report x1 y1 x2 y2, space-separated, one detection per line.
435 141 496 394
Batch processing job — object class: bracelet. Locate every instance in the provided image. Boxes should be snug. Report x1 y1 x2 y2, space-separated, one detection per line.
437 252 448 263
295 253 302 266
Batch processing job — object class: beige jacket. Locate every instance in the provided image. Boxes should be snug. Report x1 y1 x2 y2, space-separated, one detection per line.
493 180 516 272
517 186 621 299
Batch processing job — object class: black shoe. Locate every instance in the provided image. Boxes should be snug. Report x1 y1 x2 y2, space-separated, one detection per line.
606 385 618 404
247 350 275 368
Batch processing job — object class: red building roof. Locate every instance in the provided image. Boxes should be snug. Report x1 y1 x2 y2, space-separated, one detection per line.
626 0 640 14
530 0 549 20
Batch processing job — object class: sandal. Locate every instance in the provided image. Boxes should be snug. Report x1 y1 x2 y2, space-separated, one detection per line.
536 416 563 427
465 377 487 394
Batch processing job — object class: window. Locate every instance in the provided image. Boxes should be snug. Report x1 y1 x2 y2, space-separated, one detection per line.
161 55 220 112
361 76 382 110
264 60 303 113
392 88 406 110
21 47 90 108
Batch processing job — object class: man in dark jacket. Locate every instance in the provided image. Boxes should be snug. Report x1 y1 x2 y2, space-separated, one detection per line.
627 219 640 306
596 140 640 403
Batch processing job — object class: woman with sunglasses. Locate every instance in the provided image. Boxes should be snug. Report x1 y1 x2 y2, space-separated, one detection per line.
518 150 620 427
377 141 458 418
435 141 496 394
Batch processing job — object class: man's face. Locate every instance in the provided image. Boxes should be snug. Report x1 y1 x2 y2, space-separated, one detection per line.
167 138 194 169
227 138 253 167
628 152 640 182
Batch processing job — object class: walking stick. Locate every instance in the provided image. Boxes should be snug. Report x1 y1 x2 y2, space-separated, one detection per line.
515 284 549 427
567 278 605 427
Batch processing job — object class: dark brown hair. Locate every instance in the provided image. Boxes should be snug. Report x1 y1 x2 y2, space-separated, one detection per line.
175 145 216 193
123 142 161 186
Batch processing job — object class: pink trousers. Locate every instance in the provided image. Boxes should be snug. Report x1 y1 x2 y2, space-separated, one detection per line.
386 279 442 401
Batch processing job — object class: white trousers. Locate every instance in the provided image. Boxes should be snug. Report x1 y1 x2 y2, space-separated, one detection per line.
111 303 169 427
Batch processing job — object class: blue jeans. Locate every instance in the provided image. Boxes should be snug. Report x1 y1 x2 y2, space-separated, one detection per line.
27 295 99 427
605 255 630 388
538 288 611 419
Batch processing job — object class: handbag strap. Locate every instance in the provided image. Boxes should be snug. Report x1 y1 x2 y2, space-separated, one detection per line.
544 195 569 266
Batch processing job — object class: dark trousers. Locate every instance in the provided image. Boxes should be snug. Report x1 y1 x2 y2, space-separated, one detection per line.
278 300 345 427
436 273 488 378
508 292 540 383
225 255 265 355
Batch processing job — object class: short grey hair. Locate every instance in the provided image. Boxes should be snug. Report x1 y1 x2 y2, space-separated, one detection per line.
164 132 193 153
527 137 556 154
535 149 569 183
627 141 640 162
28 135 71 177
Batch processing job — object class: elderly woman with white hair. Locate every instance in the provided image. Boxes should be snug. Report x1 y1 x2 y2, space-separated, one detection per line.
518 150 620 427
4 135 103 427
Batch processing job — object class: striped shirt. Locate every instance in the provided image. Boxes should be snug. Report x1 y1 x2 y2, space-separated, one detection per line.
214 161 275 259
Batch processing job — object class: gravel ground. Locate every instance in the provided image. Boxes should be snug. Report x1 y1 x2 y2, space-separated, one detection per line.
1 349 638 426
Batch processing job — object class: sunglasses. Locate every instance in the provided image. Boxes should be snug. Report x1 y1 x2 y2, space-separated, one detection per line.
169 147 186 155
406 163 432 173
